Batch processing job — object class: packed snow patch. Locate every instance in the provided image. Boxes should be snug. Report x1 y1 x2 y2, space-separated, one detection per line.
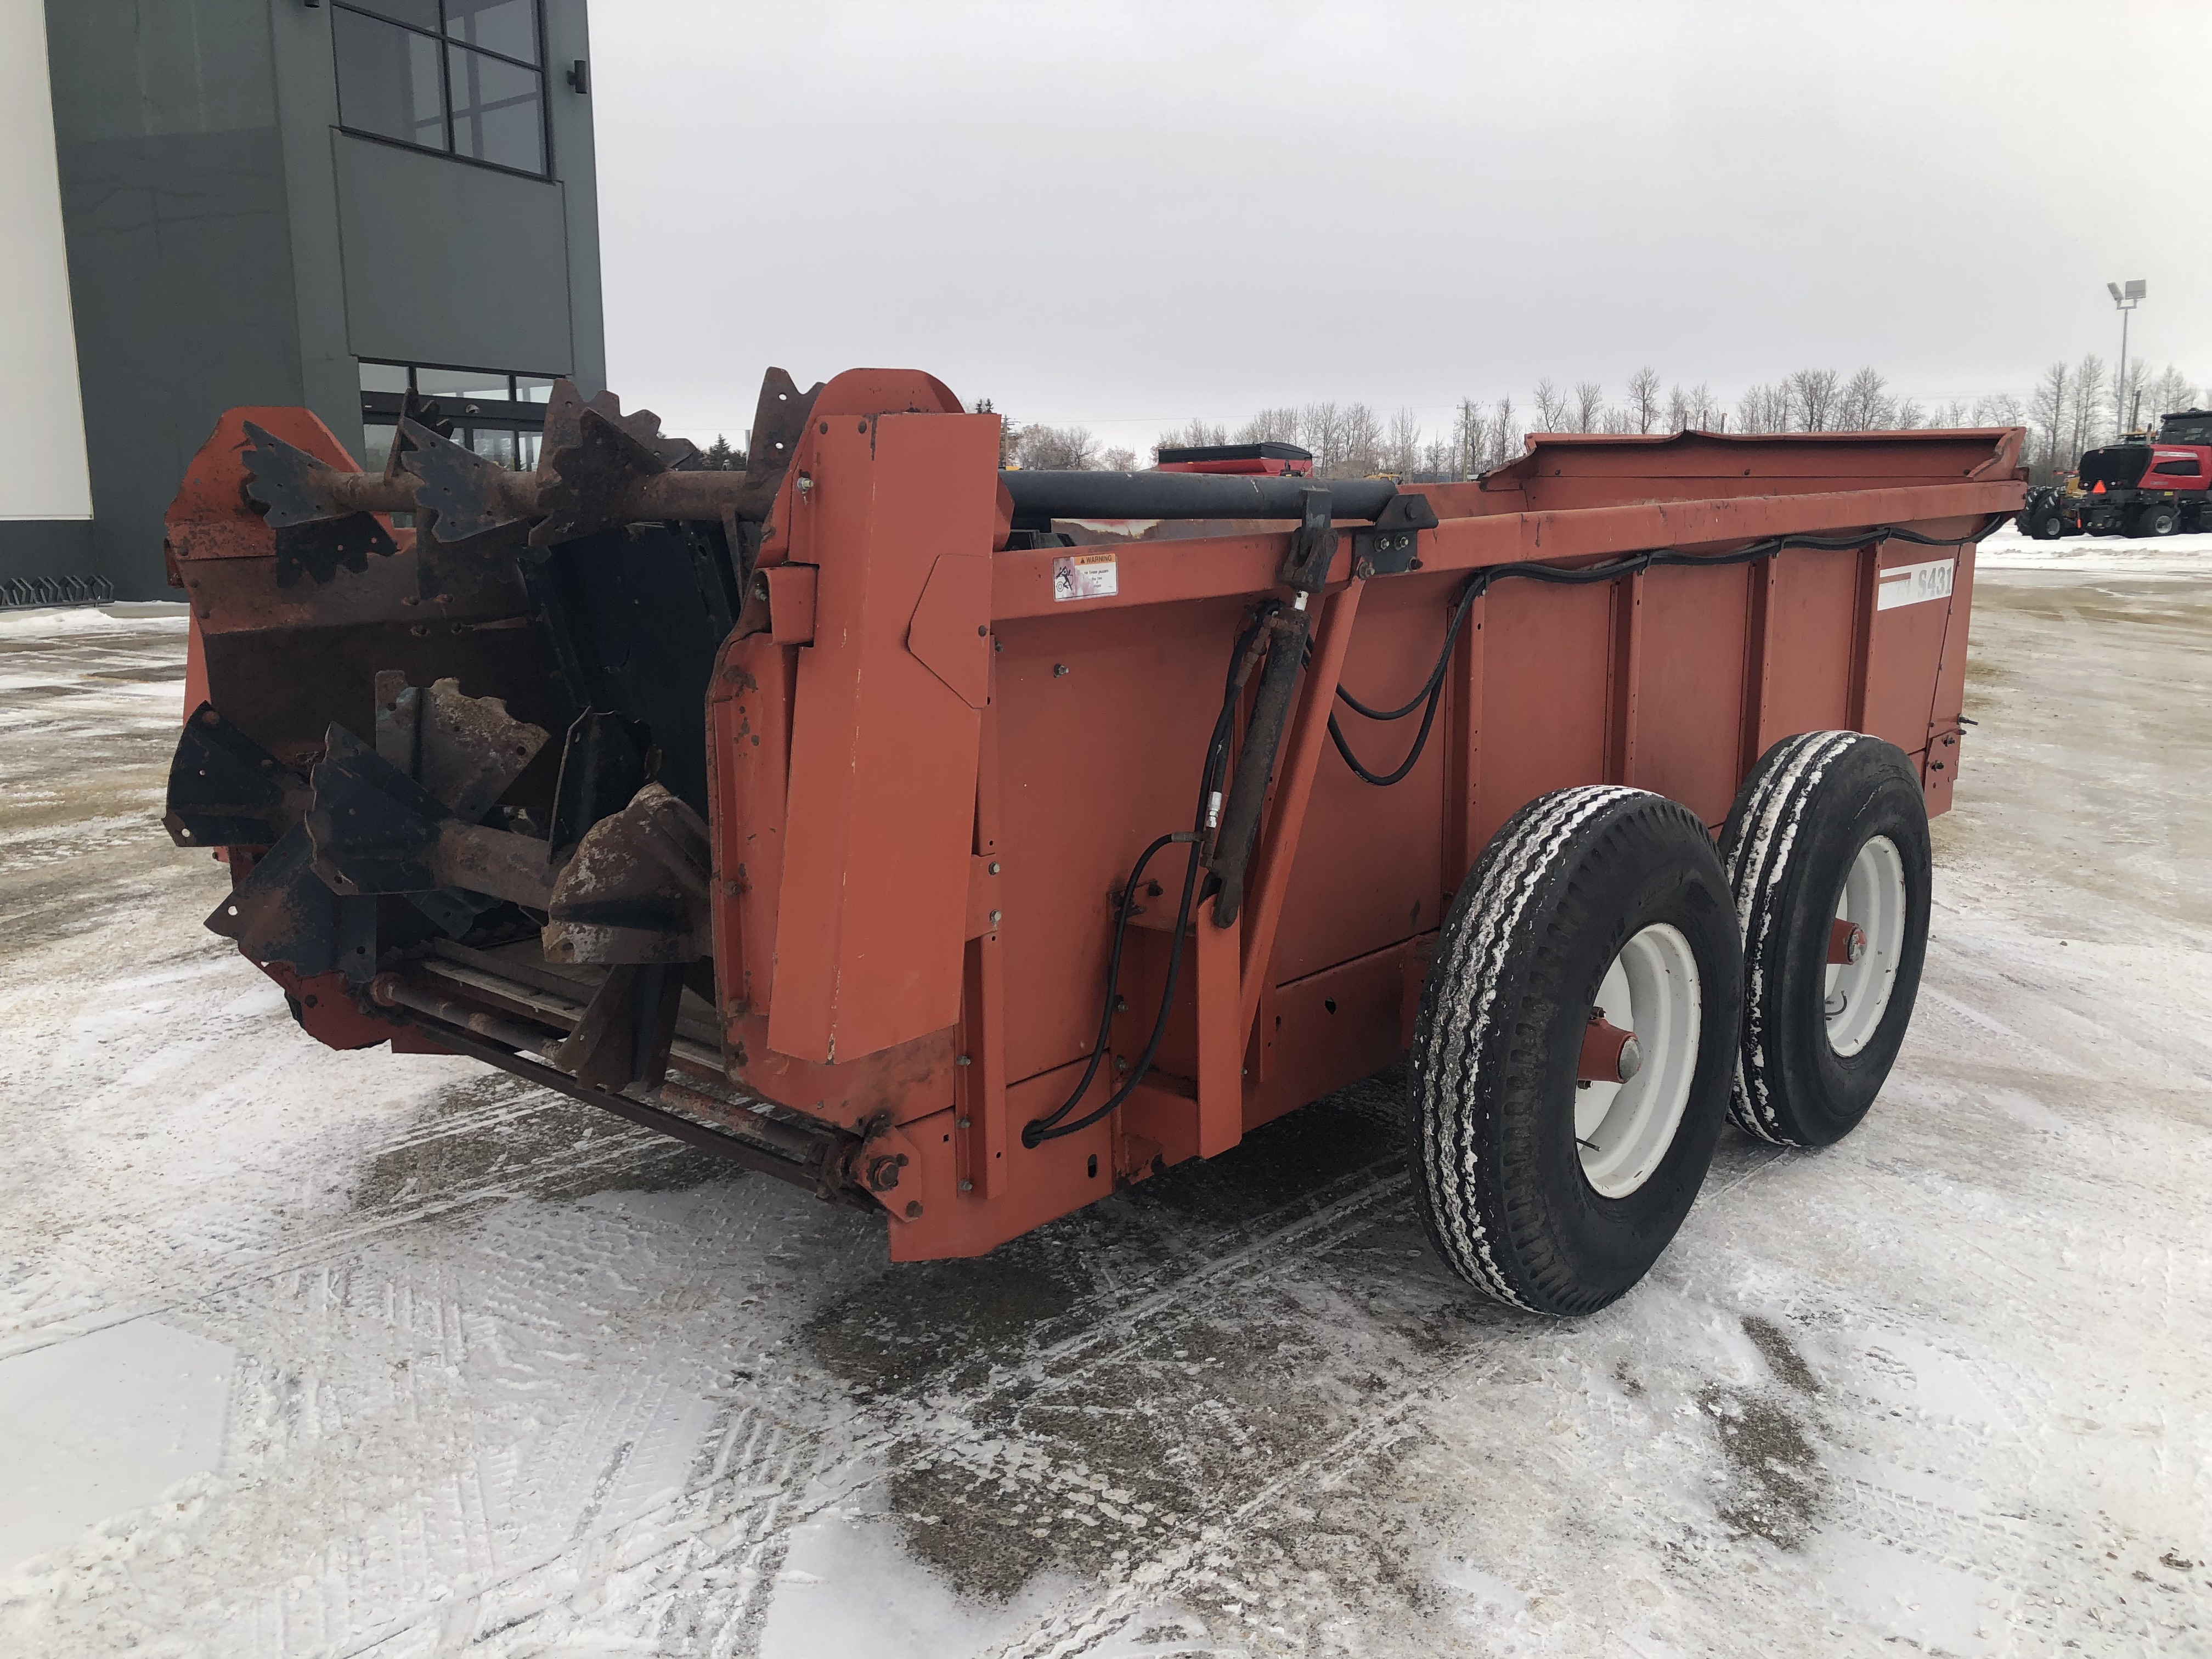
1978 520 2212 576
0 1318 232 1570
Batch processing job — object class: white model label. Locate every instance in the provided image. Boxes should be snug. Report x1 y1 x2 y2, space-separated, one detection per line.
1052 551 1118 601
1876 557 1954 611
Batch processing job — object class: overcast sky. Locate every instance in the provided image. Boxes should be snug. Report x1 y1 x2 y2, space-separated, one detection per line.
593 0 2212 454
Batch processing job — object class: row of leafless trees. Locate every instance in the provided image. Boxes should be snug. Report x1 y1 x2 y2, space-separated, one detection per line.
991 360 2200 483
2025 358 2199 480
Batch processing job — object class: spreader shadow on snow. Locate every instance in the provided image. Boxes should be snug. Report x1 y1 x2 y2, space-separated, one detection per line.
796 1076 1458 1610
347 1070 738 1217
786 1074 1850 1628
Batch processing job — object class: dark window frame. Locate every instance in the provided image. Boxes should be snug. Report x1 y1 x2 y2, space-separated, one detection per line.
360 359 561 472
331 1 554 181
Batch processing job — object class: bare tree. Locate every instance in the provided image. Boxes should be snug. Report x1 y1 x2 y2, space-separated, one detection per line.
1972 391 2024 428
1572 381 1605 434
1018 425 1099 470
1533 380 1571 434
1836 368 1893 431
1384 407 1424 478
2118 359 2153 434
1737 383 1786 434
2028 362 2071 477
1449 398 1484 478
1487 396 1519 471
2144 365 2197 425
1098 445 1138 472
1688 383 1725 431
1336 403 1384 478
1786 368 1841 432
1237 408 1301 445
1156 418 1228 454
2067 353 2107 459
1663 382 1691 434
1300 403 1343 476
1892 401 1924 430
1625 366 1662 435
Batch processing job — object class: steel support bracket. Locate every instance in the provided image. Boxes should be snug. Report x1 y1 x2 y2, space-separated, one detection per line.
1351 490 1437 577
1277 487 1338 592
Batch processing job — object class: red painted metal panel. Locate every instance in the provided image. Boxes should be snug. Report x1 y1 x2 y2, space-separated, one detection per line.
1921 540 1979 817
1244 940 1421 1133
989 596 1247 1085
1268 576 1448 985
888 1064 1113 1261
1629 561 1754 825
768 413 1002 1065
1473 578 1615 848
907 554 993 709
1442 593 1488 896
1863 539 1961 756
1754 546 1863 752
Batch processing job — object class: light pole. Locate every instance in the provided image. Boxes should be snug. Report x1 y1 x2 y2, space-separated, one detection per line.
2107 279 2146 437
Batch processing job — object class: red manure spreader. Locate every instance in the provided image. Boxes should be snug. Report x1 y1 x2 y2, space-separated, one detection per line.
161 371 2023 1313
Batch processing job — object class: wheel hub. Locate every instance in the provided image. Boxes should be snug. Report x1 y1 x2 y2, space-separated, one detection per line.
1825 836 1907 1057
1575 924 1701 1199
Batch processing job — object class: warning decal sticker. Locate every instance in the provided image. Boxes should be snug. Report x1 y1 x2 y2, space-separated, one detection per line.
1876 557 1955 612
1052 551 1118 602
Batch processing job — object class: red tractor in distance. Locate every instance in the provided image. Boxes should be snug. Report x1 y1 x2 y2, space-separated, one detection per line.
2024 407 2212 539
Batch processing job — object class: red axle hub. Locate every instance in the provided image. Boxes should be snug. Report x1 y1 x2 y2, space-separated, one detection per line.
1578 1014 1642 1084
1828 919 1866 966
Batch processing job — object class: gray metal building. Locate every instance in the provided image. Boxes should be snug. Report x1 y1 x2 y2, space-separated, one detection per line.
6 0 603 601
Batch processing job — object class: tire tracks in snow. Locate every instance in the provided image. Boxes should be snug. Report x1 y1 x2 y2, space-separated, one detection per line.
0 1086 701 1360
323 1149 1420 1657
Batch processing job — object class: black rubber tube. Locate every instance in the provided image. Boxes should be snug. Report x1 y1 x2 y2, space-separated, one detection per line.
1002 470 1399 523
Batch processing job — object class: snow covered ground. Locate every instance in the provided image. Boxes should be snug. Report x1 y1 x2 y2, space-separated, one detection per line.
1978 519 2212 577
1 572 2207 1657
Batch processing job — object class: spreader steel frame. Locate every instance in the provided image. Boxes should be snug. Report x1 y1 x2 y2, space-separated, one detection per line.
160 366 2022 1269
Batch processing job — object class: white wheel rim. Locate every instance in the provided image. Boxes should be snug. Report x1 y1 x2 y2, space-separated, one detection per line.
1575 923 1701 1199
1825 834 1907 1057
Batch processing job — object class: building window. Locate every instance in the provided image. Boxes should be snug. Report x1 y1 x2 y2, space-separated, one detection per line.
359 360 555 476
334 2 547 177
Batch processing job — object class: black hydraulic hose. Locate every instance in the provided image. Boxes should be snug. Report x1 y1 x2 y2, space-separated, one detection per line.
1206 609 1308 928
1002 469 1400 524
1328 668 1455 788
1327 514 2011 787
1332 578 1485 723
1017 830 1187 1150
1025 827 1209 1147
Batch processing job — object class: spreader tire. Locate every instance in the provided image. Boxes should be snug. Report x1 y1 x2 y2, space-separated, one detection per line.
2142 504 2180 537
1721 731 1932 1148
1409 786 1743 1317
